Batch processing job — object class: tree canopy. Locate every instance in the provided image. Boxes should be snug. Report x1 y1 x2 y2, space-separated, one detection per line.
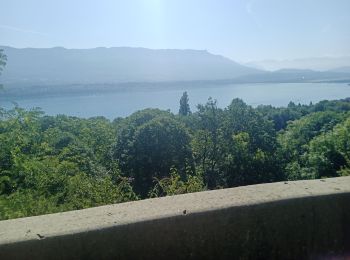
1 97 350 220
179 91 191 116
0 49 7 89
0 49 6 74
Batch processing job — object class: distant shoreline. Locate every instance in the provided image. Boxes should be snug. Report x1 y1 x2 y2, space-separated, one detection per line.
1 80 349 101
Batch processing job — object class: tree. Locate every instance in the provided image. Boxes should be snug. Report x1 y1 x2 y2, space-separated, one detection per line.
191 98 223 188
149 167 204 197
0 49 7 89
0 49 6 75
277 111 347 180
179 91 191 116
2 96 350 221
112 109 193 197
302 116 350 179
220 99 281 187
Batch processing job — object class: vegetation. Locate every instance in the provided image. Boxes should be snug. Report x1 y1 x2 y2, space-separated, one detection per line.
1 49 349 220
179 91 191 116
0 49 6 74
1 96 350 220
0 49 7 89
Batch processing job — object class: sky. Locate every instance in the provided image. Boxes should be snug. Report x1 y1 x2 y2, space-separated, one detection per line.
1 0 350 62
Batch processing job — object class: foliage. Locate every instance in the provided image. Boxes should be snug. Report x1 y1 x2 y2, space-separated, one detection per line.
0 49 6 74
277 111 348 180
190 98 224 188
302 117 350 179
1 97 350 220
0 107 137 220
0 49 7 89
112 109 193 197
220 99 281 186
179 91 191 116
149 167 205 197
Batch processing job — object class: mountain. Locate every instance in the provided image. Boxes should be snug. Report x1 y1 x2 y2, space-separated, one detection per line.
232 68 350 83
1 46 349 99
246 56 350 71
0 46 261 86
329 66 350 73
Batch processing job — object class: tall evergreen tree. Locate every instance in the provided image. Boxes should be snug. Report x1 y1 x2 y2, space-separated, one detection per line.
0 49 6 74
179 91 191 116
0 49 7 89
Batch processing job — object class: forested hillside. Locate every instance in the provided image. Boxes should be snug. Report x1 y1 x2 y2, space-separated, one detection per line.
0 46 260 86
1 96 349 220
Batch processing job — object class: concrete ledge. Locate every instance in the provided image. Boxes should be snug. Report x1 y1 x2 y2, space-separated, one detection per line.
1 177 350 259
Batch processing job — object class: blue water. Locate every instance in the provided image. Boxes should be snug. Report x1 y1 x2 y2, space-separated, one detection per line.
2 83 350 119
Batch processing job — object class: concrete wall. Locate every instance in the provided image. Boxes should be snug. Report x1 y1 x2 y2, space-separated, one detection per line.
1 176 350 259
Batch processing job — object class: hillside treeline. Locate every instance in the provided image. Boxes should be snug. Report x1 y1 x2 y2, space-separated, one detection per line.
1 96 349 220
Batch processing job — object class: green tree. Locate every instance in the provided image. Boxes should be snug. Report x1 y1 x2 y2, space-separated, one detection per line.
0 49 7 89
256 104 309 131
1 96 350 221
149 166 205 197
191 98 223 188
303 116 350 179
179 91 191 116
220 99 281 186
0 49 6 74
112 109 193 197
0 108 138 220
277 111 347 180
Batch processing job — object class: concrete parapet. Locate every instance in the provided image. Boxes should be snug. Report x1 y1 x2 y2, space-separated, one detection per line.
1 177 350 259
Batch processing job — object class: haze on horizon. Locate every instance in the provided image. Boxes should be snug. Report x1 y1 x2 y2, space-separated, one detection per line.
1 0 349 65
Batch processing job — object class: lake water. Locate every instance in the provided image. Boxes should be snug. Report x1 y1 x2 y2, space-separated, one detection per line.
2 83 350 119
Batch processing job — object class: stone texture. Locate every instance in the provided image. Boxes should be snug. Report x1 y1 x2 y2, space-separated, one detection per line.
0 177 350 259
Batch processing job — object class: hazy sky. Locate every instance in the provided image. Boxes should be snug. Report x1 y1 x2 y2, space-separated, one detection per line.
1 0 349 62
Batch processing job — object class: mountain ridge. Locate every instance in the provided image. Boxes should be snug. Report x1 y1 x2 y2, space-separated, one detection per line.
0 46 262 85
246 56 350 71
0 46 349 99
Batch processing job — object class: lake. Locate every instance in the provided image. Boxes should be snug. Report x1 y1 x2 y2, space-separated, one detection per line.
2 83 350 119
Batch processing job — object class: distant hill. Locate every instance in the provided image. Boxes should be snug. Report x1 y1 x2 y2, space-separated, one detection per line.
329 66 350 73
0 46 349 99
232 68 350 83
0 46 262 86
246 56 350 71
